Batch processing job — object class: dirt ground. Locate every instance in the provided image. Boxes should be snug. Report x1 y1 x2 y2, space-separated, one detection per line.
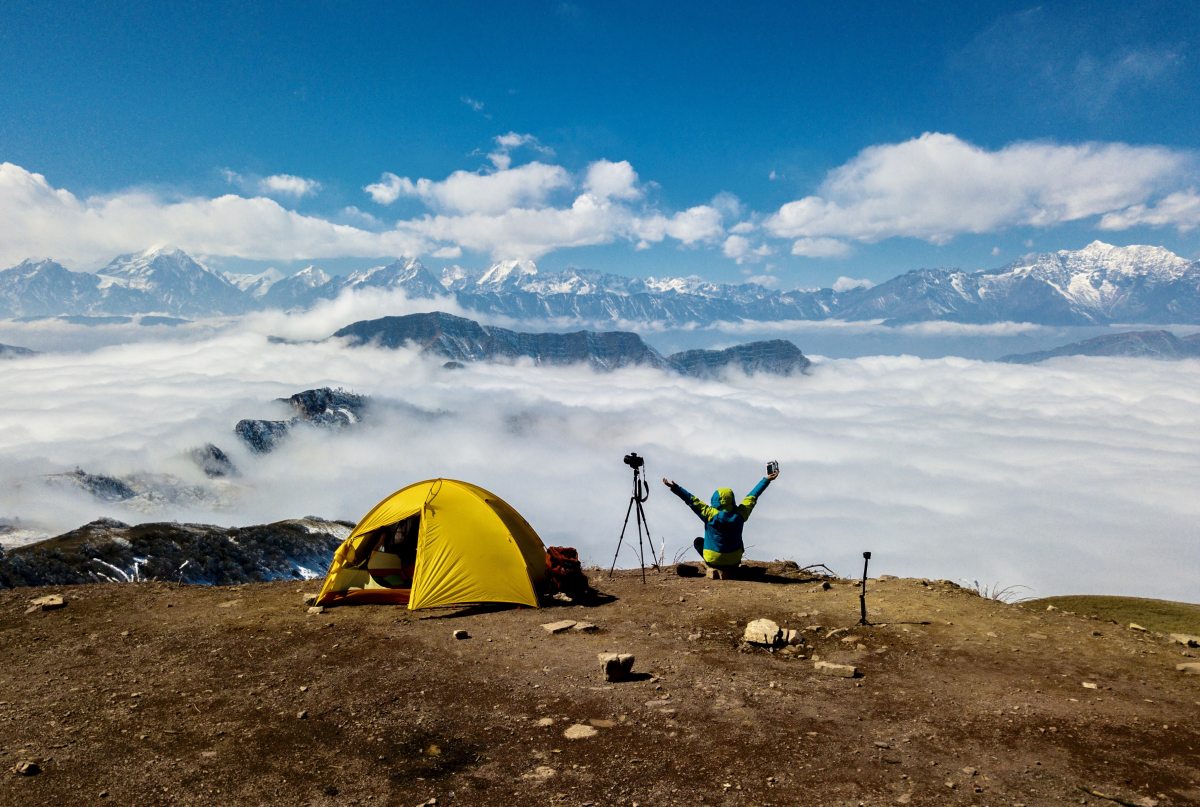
1 567 1198 807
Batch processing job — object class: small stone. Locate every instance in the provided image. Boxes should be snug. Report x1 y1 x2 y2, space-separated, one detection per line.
1081 681 1098 689
706 566 729 580
598 652 635 682
743 619 782 647
821 580 832 590
302 593 318 605
814 661 858 678
588 718 616 728
1045 604 1058 611
306 605 324 615
297 709 309 719
840 635 861 644
572 622 598 633
452 630 469 640
1176 662 1200 675
962 766 977 776
1168 633 1200 648
551 592 574 603
14 760 41 775
781 628 803 646
1129 623 1147 632
535 717 555 727
542 620 577 634
563 723 598 740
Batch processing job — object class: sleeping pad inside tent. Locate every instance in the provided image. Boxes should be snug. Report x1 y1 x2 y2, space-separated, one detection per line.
315 478 547 609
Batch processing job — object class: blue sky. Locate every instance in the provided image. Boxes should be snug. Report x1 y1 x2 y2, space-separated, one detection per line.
1 1 1198 286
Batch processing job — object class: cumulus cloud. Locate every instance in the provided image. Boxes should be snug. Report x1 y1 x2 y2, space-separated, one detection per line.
1099 190 1200 232
259 174 321 198
364 162 571 214
832 276 874 292
723 235 773 264
790 237 852 258
634 205 725 247
765 133 1192 244
223 170 322 199
0 162 431 267
1 319 1197 602
487 132 553 170
583 159 640 200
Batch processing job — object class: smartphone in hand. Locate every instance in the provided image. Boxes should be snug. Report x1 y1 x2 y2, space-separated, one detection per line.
767 460 779 475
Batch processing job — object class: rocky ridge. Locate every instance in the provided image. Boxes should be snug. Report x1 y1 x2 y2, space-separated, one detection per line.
331 311 812 375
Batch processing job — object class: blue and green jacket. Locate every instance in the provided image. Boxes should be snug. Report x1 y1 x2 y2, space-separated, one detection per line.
670 477 771 566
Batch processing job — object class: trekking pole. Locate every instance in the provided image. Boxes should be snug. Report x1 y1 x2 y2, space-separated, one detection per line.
858 551 871 626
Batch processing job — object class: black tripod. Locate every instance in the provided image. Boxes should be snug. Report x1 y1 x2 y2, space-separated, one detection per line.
609 453 658 582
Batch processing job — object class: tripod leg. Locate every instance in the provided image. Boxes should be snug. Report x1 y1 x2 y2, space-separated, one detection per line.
635 498 659 572
609 496 638 577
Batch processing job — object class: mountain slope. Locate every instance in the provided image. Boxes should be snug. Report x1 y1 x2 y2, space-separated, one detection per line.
3 242 1199 325
1000 329 1200 363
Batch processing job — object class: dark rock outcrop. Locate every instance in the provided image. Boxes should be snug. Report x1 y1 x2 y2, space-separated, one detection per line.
235 387 369 453
189 443 239 478
333 311 668 371
45 469 137 502
0 517 351 588
667 340 811 378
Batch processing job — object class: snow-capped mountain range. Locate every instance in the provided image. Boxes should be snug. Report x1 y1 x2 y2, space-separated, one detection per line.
2 242 1198 326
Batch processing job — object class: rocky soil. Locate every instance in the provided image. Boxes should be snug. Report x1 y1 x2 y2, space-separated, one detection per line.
1 568 1198 806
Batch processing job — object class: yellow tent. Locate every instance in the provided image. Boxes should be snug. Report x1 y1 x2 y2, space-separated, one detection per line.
315 478 547 609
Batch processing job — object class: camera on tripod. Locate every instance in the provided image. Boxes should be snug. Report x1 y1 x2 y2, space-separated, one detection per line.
623 452 644 470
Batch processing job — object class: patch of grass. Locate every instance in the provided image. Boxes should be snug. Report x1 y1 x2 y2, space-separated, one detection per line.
1023 595 1200 634
962 580 1031 603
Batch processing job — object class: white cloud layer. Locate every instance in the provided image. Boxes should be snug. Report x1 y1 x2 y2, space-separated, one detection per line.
0 163 431 267
766 133 1194 244
1 317 1198 602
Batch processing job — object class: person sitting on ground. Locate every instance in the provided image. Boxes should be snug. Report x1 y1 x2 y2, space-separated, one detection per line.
662 467 779 568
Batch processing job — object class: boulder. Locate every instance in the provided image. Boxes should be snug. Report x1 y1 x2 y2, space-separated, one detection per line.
1177 662 1200 675
599 652 635 682
782 628 803 646
13 760 40 776
814 661 859 678
743 619 783 647
1168 633 1200 648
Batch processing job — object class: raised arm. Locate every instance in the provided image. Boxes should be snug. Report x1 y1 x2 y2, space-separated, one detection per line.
663 478 716 521
737 475 774 519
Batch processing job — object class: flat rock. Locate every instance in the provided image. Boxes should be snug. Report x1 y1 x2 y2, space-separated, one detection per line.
814 661 859 678
306 606 324 615
599 652 635 682
542 620 577 634
1129 623 1147 632
522 765 557 780
301 593 318 605
1176 662 1200 675
572 622 598 633
26 595 66 613
743 618 782 646
535 717 555 727
1168 633 1200 648
563 723 598 739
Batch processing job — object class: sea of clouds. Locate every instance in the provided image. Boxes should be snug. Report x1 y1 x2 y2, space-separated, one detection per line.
2 297 1198 602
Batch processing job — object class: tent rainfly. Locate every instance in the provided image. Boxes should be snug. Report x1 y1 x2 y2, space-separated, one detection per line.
315 478 547 610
